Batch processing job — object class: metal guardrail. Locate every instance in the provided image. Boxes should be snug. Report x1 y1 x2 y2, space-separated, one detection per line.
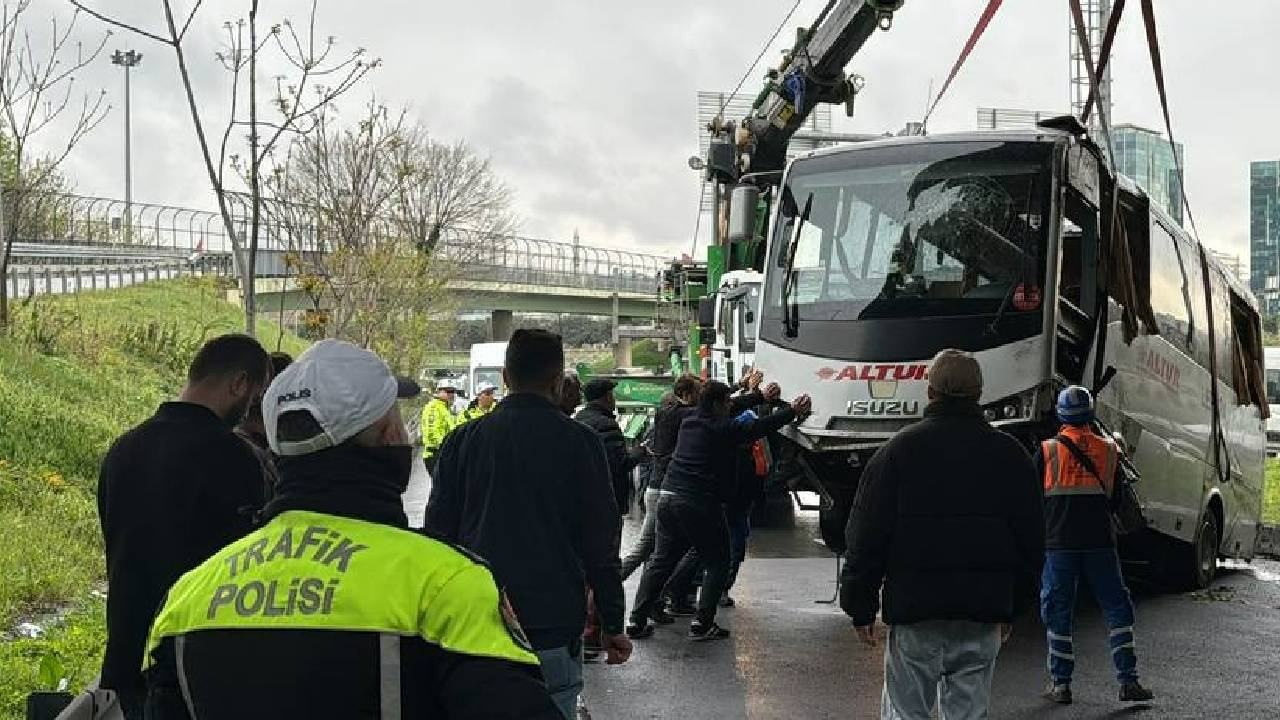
9 241 200 263
10 192 669 296
5 258 229 300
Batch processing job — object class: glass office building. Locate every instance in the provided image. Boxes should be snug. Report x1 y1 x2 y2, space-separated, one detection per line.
1113 124 1184 226
1251 160 1280 315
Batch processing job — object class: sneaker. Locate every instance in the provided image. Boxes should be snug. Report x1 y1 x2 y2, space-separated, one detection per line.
688 621 730 641
666 601 697 617
650 607 676 625
1044 682 1072 705
626 620 655 639
1119 680 1154 702
719 595 736 608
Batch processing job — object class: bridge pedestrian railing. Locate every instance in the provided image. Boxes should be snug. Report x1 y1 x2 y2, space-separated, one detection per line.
9 192 669 297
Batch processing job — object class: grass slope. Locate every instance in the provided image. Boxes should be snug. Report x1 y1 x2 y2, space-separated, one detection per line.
0 277 306 717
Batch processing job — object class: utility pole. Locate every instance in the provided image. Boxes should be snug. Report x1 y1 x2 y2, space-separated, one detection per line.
111 49 142 239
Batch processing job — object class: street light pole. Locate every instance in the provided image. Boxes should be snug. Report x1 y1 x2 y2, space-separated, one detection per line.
111 49 142 238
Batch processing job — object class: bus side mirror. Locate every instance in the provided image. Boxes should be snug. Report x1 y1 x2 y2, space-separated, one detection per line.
697 298 715 332
727 185 761 244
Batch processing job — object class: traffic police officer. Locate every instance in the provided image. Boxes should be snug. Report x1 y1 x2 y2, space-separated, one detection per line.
142 340 560 719
421 379 460 475
460 381 499 424
1040 386 1154 705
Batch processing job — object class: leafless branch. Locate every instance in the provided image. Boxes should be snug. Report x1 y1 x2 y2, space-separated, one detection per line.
67 1 170 45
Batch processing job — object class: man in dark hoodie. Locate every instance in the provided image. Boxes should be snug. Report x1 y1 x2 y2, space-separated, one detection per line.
142 340 559 720
628 380 809 641
619 374 702 580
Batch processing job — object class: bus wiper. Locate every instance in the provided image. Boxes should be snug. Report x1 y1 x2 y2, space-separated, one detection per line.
782 192 813 338
986 282 1017 337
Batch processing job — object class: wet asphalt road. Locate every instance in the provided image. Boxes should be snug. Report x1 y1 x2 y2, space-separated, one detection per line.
402 458 1280 719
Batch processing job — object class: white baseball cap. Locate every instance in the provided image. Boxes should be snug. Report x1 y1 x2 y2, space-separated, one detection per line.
476 381 498 395
263 339 399 456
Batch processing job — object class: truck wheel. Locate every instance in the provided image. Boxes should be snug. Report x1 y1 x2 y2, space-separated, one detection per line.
818 488 856 554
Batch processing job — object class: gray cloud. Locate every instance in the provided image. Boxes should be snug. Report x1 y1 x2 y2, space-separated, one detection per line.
41 0 1280 264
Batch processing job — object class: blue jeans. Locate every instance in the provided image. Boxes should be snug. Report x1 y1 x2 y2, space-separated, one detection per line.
534 642 584 719
620 487 662 579
881 620 1002 720
1040 549 1138 684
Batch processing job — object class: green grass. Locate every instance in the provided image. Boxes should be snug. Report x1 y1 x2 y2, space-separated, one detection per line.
0 277 306 718
1265 459 1280 526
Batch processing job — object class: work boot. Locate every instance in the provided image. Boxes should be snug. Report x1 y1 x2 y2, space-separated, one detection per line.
1119 680 1154 702
626 619 655 639
688 620 730 641
1044 681 1072 705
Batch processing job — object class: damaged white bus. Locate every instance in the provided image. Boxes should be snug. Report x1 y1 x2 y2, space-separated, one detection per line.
752 120 1268 588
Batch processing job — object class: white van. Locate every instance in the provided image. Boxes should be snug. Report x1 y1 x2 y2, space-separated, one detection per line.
470 342 507 400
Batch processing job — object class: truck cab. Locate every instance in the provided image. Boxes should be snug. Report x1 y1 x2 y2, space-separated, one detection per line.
709 270 764 385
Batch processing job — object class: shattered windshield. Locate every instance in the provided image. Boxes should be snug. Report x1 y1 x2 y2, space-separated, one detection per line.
764 140 1053 327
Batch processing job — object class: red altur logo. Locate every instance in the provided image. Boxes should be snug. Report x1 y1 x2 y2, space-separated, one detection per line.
815 364 928 381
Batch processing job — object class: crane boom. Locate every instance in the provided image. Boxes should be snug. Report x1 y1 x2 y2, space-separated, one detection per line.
707 0 904 184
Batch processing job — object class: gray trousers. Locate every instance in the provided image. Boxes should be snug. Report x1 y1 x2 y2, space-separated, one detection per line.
881 620 1002 720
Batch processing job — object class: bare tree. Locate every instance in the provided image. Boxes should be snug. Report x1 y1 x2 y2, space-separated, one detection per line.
389 130 515 255
0 1 108 329
262 101 513 374
70 0 376 336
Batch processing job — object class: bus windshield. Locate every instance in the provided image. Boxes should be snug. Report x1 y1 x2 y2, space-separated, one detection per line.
762 140 1054 358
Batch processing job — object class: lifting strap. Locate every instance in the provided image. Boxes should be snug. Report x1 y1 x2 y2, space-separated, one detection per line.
1080 0 1127 127
1140 0 1201 243
922 0 1005 125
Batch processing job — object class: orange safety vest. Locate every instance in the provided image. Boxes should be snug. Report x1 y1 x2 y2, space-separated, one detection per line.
1041 426 1117 498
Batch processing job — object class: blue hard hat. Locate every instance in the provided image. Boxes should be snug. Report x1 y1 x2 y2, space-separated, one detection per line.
1056 386 1094 425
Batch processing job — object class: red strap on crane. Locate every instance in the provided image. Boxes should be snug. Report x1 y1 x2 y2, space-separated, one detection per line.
922 0 1005 124
1080 0 1126 125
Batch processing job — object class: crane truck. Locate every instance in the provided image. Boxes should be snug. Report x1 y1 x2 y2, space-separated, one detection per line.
693 0 1267 588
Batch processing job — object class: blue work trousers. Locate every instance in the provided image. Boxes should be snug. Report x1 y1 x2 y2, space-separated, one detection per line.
1040 549 1138 684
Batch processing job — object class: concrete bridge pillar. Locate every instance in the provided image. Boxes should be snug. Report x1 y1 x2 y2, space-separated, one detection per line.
613 337 633 369
490 309 513 342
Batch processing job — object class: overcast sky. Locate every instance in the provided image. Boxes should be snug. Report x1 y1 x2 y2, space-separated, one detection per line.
37 1 1280 263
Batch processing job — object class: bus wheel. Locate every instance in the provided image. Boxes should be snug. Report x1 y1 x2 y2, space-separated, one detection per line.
818 488 856 554
1166 511 1220 590
1189 511 1220 589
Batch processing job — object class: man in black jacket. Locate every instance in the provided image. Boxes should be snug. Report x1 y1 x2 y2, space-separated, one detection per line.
97 334 271 718
426 329 631 719
840 349 1044 720
619 375 702 580
575 377 644 514
628 380 809 641
143 339 559 720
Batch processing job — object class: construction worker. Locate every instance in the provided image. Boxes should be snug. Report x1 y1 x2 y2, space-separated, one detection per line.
461 381 499 423
421 379 460 475
141 340 560 719
1040 386 1154 705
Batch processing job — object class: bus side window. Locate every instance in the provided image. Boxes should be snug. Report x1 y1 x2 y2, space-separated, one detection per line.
1228 288 1268 410
1061 190 1098 315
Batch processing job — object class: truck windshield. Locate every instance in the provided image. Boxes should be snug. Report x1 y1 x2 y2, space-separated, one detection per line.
762 140 1054 360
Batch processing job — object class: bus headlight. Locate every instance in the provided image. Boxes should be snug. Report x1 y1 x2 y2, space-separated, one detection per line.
983 391 1037 423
